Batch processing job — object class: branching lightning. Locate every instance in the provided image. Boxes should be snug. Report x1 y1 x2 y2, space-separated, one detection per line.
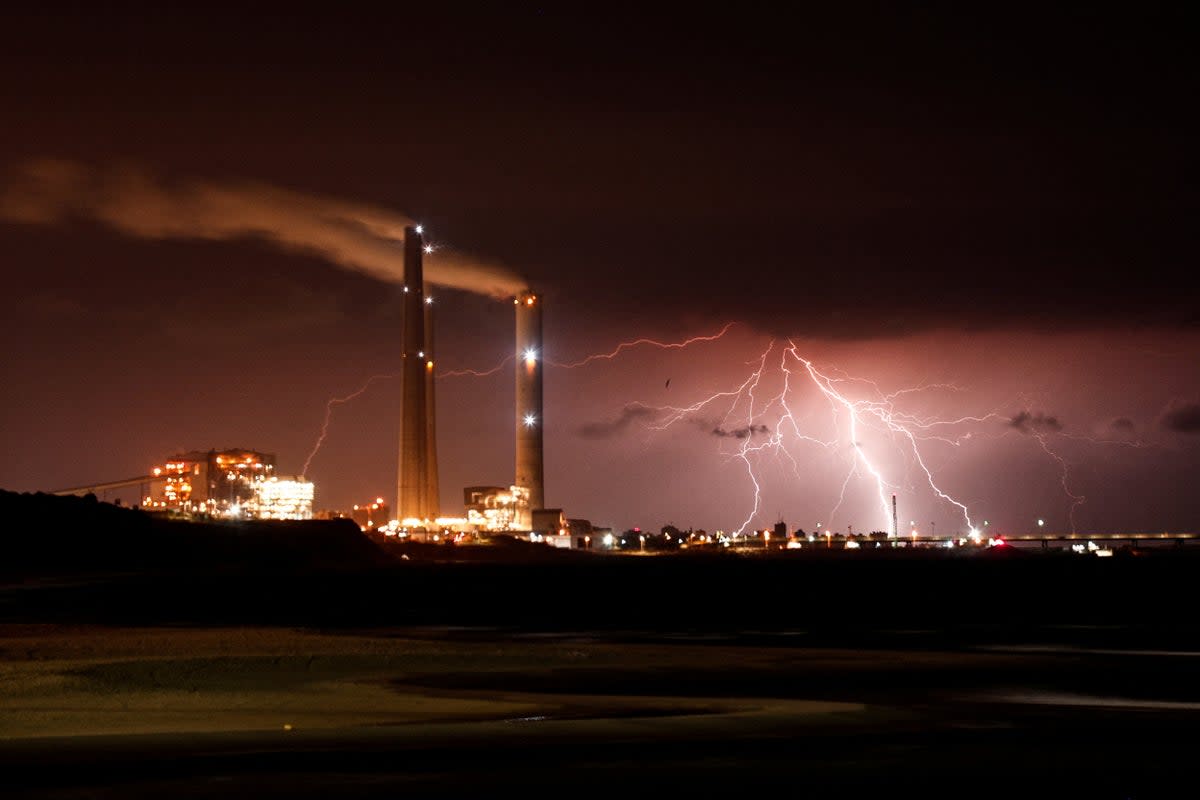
437 354 514 379
302 373 396 476
551 322 737 369
628 339 1017 538
302 322 737 482
1029 430 1086 533
304 314 1111 538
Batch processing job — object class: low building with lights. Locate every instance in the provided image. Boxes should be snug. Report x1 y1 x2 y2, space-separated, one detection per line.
142 449 313 520
464 485 529 531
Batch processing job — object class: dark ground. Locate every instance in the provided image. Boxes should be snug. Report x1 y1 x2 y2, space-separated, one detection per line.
2 491 1198 797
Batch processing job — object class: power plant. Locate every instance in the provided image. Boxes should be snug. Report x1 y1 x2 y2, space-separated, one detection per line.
52 449 314 520
48 225 557 538
394 230 546 532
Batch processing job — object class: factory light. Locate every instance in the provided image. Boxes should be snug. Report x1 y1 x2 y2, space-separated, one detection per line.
415 225 423 234
524 348 538 364
523 413 537 427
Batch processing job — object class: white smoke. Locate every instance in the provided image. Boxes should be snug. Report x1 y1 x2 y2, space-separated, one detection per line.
0 158 527 298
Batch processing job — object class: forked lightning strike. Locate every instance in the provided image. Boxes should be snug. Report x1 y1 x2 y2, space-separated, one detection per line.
304 322 738 478
302 373 397 476
551 322 738 369
637 340 1020 538
305 315 1097 537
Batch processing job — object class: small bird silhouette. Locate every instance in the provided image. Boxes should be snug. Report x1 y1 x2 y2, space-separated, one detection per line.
665 378 671 389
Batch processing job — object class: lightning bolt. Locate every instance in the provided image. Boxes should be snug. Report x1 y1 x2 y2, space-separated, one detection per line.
627 339 1010 539
307 317 1109 540
1029 431 1086 534
551 322 737 369
437 354 514 379
302 373 396 476
303 322 734 482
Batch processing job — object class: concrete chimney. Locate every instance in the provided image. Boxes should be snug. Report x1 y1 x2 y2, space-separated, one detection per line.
396 226 438 523
515 290 544 528
423 290 440 518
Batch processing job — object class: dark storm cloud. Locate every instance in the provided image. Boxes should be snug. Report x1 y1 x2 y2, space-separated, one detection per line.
1159 401 1200 434
577 403 660 439
711 424 770 440
2 8 1195 341
1009 411 1064 434
0 159 527 298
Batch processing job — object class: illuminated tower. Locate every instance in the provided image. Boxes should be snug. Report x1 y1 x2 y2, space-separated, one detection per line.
891 493 898 539
396 225 439 523
423 289 440 518
515 290 544 529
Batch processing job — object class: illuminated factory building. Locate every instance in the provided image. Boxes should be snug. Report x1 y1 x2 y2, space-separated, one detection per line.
143 449 313 520
464 485 530 531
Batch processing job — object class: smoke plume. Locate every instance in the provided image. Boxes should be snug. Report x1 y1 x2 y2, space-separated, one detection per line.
0 159 527 298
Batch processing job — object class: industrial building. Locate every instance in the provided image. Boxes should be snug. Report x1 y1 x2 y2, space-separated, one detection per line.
144 449 313 520
317 499 390 530
464 485 530 531
51 448 314 520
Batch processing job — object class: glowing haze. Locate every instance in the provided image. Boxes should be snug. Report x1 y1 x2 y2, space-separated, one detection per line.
0 159 527 298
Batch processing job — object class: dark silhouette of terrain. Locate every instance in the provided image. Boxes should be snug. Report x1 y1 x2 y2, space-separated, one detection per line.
3 490 1200 798
0 489 391 578
2 489 1197 644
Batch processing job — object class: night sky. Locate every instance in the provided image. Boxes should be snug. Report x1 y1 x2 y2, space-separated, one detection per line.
2 5 1197 536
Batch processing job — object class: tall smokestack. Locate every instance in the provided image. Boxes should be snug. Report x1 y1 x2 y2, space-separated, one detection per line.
515 290 544 529
423 291 440 518
891 493 898 540
396 226 433 523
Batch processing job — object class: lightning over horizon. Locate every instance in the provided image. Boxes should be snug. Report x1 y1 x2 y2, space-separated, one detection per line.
300 314 1179 539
